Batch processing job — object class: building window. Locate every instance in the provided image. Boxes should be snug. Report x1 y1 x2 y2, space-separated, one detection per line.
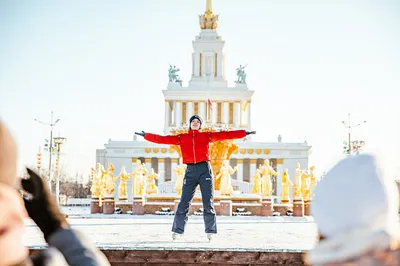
194 102 199 115
256 158 264 170
243 158 250 182
164 158 171 182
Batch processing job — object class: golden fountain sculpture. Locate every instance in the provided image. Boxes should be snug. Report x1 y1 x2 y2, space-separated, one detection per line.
116 166 130 201
173 162 187 195
104 162 115 196
258 159 278 197
170 125 239 191
251 169 262 195
146 168 159 195
216 160 237 196
308 166 317 199
301 169 311 201
91 163 106 206
132 159 147 196
293 163 303 199
281 169 293 203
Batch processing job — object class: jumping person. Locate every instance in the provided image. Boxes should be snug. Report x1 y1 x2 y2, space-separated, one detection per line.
135 115 256 240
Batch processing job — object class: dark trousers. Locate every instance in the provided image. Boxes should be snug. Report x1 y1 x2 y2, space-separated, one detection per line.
172 161 217 234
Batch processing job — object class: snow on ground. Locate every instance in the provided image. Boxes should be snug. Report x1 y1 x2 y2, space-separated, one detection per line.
26 206 318 252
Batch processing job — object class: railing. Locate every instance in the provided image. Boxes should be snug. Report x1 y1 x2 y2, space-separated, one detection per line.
158 181 176 193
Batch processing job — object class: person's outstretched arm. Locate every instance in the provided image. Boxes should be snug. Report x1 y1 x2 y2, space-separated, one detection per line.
22 168 111 266
210 130 256 142
135 131 180 145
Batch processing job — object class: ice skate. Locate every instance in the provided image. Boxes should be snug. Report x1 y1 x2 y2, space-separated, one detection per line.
172 232 183 241
207 233 215 241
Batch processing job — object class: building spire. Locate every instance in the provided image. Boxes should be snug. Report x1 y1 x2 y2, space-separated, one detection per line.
206 0 212 13
199 0 219 30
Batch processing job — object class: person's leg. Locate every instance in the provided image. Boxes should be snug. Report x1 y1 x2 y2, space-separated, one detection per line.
172 165 198 234
198 162 217 234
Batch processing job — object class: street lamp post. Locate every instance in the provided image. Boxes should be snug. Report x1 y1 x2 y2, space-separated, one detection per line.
53 136 66 205
34 111 60 190
342 113 366 155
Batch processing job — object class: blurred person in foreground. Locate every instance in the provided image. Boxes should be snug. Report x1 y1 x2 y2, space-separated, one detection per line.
0 120 110 266
305 154 400 266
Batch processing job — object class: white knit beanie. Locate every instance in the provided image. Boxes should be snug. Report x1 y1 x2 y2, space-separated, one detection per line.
311 154 399 238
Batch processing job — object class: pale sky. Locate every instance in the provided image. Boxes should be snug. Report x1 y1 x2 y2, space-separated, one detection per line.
1 0 399 181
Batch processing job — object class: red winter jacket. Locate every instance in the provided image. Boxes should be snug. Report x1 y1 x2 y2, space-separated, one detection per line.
144 130 246 164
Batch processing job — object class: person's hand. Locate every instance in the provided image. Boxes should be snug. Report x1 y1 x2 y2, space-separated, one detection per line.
21 168 68 241
246 131 256 135
135 131 146 137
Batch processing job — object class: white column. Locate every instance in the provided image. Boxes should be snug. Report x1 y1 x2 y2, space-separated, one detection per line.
186 101 193 122
211 104 217 125
217 52 222 78
241 100 247 127
171 158 178 181
222 101 229 124
193 52 199 76
201 54 206 77
175 101 182 127
145 158 152 171
158 158 165 185
199 101 206 121
236 159 243 182
247 101 251 130
276 159 284 203
164 101 170 131
250 159 257 183
233 101 240 128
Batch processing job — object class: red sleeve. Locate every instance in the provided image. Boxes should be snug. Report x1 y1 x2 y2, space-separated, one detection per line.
144 133 180 145
210 130 246 142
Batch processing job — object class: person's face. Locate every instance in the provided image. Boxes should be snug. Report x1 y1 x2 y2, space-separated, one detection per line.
190 119 201 130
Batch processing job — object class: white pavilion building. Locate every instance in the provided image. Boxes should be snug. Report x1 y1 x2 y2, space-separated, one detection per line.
96 0 311 201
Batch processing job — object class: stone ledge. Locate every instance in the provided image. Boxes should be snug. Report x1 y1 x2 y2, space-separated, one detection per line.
29 248 306 265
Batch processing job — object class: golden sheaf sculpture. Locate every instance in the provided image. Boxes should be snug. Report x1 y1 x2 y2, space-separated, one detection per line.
169 126 238 191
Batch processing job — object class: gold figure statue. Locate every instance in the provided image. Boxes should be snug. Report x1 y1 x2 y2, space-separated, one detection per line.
173 161 187 195
293 163 303 199
258 159 278 197
251 169 262 195
132 159 147 196
301 170 311 201
91 163 104 198
146 168 159 195
116 166 130 200
281 169 293 203
104 162 115 195
308 166 317 199
216 160 237 196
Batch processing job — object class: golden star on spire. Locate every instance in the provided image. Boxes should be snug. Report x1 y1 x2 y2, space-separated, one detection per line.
199 0 219 30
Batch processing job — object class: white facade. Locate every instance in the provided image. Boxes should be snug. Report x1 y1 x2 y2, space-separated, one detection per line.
96 2 312 201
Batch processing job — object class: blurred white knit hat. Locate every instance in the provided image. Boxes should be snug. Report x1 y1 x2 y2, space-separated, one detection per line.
311 154 399 238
